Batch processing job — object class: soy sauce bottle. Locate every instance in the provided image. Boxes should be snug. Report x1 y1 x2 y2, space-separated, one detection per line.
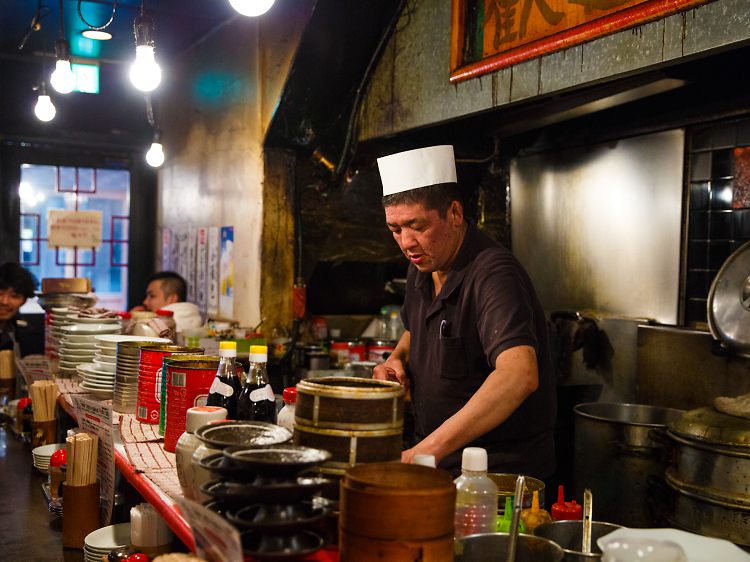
206 341 242 418
237 345 277 424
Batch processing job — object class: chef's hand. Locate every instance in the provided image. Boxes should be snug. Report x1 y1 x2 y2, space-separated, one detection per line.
373 360 409 391
401 438 444 466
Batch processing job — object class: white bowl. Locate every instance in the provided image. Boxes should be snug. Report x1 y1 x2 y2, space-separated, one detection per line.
95 334 170 344
70 317 121 324
95 355 117 365
94 346 117 356
79 384 115 400
60 341 96 349
61 324 121 335
93 359 117 372
60 347 97 356
84 523 131 550
32 443 66 458
78 363 117 377
63 335 101 344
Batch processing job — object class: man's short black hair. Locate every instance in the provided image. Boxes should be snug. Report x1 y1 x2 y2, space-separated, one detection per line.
382 182 464 216
147 271 186 302
0 262 37 299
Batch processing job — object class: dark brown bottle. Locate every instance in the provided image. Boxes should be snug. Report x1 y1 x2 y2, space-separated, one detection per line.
206 342 242 419
237 345 277 424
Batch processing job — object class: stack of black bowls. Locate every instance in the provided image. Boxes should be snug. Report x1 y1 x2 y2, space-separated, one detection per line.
199 444 333 560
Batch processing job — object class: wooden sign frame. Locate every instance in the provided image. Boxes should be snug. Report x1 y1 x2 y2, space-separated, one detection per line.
450 0 714 83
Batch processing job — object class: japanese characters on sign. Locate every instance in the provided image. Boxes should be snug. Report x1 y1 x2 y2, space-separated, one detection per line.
450 0 710 81
47 210 102 248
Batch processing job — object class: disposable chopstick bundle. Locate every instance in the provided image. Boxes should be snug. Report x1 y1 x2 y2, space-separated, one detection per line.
30 380 59 421
65 433 98 486
130 503 173 547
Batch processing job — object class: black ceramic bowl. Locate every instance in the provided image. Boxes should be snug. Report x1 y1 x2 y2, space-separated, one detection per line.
225 500 331 532
222 446 331 478
198 452 258 482
241 529 330 561
201 477 331 505
194 420 292 449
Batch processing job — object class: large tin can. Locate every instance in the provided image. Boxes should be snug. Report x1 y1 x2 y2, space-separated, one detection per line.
348 340 367 363
367 340 396 364
164 358 219 452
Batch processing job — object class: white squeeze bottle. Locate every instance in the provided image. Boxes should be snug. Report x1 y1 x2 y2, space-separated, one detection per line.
454 447 499 538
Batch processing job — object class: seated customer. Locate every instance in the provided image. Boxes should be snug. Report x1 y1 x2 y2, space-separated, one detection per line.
131 271 202 335
0 263 37 354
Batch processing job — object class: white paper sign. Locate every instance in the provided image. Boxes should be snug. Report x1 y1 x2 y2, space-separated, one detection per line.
207 227 220 315
178 230 189 283
170 228 180 272
15 355 53 389
177 497 243 562
162 228 171 271
187 228 198 303
72 396 115 527
48 210 102 248
197 227 208 309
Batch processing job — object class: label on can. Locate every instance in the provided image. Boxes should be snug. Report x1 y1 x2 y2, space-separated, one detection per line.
368 341 396 364
348 341 366 363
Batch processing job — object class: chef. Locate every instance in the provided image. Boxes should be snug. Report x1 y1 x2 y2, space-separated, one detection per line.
373 145 556 478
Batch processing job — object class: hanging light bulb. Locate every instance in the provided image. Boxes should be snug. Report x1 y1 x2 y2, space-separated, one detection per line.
35 94 56 122
229 0 275 17
146 142 164 167
146 129 164 167
50 40 77 94
130 17 161 92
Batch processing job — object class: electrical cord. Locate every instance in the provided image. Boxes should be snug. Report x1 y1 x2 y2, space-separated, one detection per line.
77 0 117 30
18 0 50 50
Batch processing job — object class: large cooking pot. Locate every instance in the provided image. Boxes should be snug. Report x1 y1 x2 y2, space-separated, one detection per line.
533 521 623 561
573 403 684 528
454 533 564 562
648 406 750 545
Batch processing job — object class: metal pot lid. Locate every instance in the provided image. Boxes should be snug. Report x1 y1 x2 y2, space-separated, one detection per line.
669 407 750 449
707 240 750 356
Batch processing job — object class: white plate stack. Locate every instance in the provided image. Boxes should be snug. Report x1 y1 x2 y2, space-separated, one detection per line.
93 335 170 413
49 307 74 361
58 319 121 378
31 443 66 475
83 523 131 562
76 363 116 400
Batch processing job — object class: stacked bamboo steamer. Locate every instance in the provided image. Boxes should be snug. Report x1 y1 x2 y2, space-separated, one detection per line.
292 376 405 474
339 463 456 562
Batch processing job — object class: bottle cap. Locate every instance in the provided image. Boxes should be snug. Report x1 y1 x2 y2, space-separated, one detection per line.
390 312 399 318
17 397 32 410
219 341 237 357
461 447 487 472
413 454 436 468
156 309 174 317
282 387 297 403
249 345 268 362
185 406 228 433
551 485 583 520
119 312 132 319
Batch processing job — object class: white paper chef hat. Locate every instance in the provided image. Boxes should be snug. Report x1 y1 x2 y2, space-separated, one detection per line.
377 145 457 196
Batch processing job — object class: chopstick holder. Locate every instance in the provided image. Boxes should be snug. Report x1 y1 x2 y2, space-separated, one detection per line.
62 480 100 549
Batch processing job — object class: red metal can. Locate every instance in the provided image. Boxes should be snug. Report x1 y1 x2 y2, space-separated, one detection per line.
330 341 349 368
348 340 367 363
136 346 200 425
163 359 219 452
367 340 397 364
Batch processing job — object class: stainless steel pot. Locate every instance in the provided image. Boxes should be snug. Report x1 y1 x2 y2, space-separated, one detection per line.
454 533 564 562
573 403 684 528
650 407 750 497
662 468 750 546
533 521 623 561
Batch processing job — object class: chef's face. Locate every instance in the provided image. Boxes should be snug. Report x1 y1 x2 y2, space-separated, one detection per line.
0 287 26 321
385 201 464 274
143 280 177 312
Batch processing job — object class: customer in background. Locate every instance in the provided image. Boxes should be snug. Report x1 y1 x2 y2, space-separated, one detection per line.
0 262 37 354
131 271 202 335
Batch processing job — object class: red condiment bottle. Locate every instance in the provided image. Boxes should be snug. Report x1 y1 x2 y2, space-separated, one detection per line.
551 485 583 521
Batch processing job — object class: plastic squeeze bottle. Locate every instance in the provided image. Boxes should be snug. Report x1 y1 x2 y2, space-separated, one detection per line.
520 490 552 530
454 447 499 538
551 485 583 521
497 497 527 533
277 387 297 433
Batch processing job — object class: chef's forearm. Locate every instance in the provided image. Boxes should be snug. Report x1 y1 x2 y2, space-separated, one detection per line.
387 330 410 367
416 345 538 463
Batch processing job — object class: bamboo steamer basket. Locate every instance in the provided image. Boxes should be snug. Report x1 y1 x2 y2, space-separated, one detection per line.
293 424 402 468
340 463 456 540
295 376 404 430
339 463 456 562
339 529 454 562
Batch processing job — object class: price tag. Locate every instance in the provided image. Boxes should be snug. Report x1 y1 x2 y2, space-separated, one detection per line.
177 497 243 562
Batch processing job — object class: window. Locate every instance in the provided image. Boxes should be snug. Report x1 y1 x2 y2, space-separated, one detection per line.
19 164 130 311
684 120 750 325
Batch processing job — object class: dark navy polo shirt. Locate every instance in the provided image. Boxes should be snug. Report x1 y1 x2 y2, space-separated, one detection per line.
401 219 556 478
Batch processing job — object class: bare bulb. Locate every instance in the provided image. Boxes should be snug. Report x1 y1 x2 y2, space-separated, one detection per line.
229 0 275 16
51 60 77 94
146 143 164 167
35 95 56 121
130 46 162 92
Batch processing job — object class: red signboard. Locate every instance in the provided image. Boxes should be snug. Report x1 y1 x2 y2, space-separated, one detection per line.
450 0 715 82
